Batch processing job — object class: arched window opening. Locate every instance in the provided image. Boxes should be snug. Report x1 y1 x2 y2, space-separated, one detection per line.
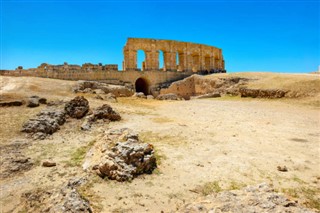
137 50 146 71
158 50 164 71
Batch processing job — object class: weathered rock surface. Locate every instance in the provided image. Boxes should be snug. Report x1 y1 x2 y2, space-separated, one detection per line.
156 93 183 100
65 96 89 119
91 104 121 122
240 88 287 98
73 81 134 97
27 97 39 107
21 178 92 213
147 95 154 100
84 128 157 181
27 96 47 107
42 160 56 167
21 108 66 139
0 100 24 107
0 140 33 179
179 183 316 213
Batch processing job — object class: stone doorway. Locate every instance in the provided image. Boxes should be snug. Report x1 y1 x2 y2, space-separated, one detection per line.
135 78 149 95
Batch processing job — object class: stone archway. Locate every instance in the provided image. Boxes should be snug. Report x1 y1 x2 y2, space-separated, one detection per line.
135 78 149 95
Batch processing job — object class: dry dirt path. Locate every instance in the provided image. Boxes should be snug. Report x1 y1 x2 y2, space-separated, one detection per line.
89 98 320 212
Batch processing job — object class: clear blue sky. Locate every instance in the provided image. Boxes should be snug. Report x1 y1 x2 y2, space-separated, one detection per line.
1 0 319 72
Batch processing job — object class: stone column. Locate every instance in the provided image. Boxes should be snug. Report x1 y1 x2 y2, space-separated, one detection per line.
123 49 137 71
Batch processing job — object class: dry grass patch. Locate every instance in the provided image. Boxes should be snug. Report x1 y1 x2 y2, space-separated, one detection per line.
139 130 187 146
151 116 173 123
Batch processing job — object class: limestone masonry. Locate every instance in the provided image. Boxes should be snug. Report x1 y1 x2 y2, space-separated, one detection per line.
1 38 226 94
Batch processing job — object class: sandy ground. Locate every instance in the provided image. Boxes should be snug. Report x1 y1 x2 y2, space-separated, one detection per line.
0 75 319 212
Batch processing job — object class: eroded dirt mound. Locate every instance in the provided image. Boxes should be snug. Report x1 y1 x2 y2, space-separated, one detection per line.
65 96 89 119
84 128 157 181
21 178 92 213
180 183 317 213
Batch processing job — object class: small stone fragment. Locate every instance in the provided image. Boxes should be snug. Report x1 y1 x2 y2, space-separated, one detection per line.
42 161 56 167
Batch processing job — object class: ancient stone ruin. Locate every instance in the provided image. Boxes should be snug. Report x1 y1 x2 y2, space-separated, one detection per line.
0 38 226 96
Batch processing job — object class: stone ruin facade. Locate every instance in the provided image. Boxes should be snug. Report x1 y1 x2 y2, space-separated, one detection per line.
123 38 225 73
1 38 225 95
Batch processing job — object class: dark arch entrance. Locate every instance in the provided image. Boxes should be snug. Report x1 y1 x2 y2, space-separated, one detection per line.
135 78 149 95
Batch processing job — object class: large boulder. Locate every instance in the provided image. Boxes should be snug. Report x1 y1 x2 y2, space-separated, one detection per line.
21 109 66 139
65 96 89 119
91 104 121 121
84 128 157 182
97 137 157 181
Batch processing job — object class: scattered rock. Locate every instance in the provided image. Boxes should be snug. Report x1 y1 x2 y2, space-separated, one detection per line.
104 93 117 103
94 94 104 100
65 96 89 119
42 160 57 167
93 89 105 94
27 97 40 108
132 92 147 99
97 137 157 181
47 100 66 106
156 93 183 100
0 100 24 107
179 183 315 213
21 108 66 139
240 88 287 98
277 165 288 172
147 95 154 100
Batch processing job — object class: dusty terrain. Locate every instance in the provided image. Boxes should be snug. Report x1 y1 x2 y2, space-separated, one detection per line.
0 73 319 212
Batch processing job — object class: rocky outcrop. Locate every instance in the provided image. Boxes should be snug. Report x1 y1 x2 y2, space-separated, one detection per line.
21 108 66 139
156 93 183 100
179 183 316 213
83 128 157 182
21 178 92 213
73 81 134 97
239 88 287 98
27 96 47 108
65 96 89 119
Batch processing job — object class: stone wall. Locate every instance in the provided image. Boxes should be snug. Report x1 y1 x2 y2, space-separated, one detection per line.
123 38 225 72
